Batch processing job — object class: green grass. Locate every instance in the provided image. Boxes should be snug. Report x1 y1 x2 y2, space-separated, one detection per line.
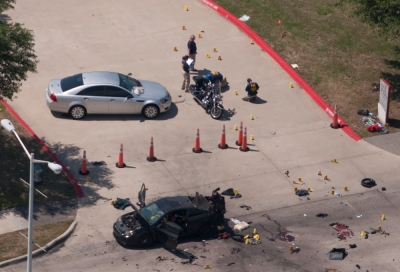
215 0 400 138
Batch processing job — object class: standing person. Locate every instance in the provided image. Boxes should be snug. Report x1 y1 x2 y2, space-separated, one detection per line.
181 55 190 92
243 78 259 103
187 35 197 71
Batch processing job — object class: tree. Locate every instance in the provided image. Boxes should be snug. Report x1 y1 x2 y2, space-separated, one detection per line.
342 0 400 37
0 0 38 100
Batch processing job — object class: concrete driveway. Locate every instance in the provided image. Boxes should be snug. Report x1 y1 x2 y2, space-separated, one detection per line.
2 0 400 271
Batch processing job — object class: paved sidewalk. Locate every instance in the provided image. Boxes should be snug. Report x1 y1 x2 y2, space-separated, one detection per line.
364 131 400 156
0 200 77 235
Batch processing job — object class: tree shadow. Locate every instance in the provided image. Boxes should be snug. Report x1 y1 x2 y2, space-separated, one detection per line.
0 14 11 22
0 133 114 226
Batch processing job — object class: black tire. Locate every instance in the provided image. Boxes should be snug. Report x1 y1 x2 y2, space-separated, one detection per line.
142 105 159 119
198 224 215 238
137 233 153 248
210 106 223 120
361 178 376 188
69 105 86 120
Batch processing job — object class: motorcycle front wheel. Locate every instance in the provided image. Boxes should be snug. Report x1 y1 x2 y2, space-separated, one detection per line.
210 106 223 119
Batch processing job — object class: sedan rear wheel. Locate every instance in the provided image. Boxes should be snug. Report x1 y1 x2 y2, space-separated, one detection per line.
69 105 86 120
137 233 153 248
143 105 159 119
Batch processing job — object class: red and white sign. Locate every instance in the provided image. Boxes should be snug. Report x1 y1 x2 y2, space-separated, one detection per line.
378 78 391 124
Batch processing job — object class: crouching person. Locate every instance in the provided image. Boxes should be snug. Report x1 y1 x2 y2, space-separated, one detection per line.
242 78 259 103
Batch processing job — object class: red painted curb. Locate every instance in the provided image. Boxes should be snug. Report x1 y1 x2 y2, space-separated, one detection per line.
199 0 362 141
0 100 85 198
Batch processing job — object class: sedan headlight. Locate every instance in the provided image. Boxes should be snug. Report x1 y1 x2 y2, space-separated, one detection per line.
160 94 170 104
124 230 134 237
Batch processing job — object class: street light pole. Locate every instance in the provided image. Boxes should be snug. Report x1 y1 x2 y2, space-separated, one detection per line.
1 119 62 272
27 153 34 272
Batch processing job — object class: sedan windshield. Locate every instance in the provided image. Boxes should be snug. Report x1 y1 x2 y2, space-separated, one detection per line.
119 74 141 91
139 202 165 225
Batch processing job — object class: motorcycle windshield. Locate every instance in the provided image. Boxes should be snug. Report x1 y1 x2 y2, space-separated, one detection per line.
214 82 221 96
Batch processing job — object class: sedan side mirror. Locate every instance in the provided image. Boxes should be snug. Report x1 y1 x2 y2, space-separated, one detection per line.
126 94 133 99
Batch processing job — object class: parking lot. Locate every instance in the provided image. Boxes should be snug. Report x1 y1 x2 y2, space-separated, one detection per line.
3 0 400 271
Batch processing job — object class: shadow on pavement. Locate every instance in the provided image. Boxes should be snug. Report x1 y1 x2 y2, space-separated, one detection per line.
50 103 179 121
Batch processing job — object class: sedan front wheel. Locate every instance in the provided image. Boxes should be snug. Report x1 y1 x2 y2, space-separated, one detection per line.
143 105 159 119
69 105 86 120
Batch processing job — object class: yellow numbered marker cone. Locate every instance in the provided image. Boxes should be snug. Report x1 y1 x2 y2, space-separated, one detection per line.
184 6 188 11
233 90 238 95
173 46 177 51
217 55 222 60
182 25 186 30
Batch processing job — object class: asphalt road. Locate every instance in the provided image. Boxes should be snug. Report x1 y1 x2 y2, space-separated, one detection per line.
2 0 400 271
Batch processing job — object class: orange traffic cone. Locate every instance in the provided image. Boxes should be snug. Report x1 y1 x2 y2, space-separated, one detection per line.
235 121 243 146
218 124 228 149
192 128 203 153
330 104 341 129
239 127 250 152
116 143 126 168
147 137 157 162
79 150 89 175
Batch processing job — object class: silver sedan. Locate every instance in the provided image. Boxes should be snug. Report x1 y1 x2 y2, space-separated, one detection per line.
45 71 171 119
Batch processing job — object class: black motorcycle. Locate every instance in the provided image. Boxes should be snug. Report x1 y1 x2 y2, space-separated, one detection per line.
188 76 224 119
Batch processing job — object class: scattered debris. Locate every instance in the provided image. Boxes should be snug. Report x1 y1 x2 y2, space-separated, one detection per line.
349 244 357 248
356 264 361 269
202 240 208 246
234 221 250 232
361 178 376 188
329 248 346 260
226 262 235 266
221 188 235 196
230 194 242 199
331 223 354 241
230 218 241 225
293 180 305 185
334 191 342 197
156 256 168 261
231 247 241 254
357 109 370 116
200 256 206 258
218 232 231 239
316 213 328 218
356 215 362 218
112 198 131 210
238 14 250 22
382 187 386 191
290 247 300 254
240 204 251 210
325 269 337 272
370 227 390 236
295 189 309 197
285 170 289 177
291 64 299 69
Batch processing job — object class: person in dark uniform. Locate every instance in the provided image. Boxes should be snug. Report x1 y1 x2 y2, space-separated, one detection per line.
181 55 190 92
187 35 197 71
243 78 259 103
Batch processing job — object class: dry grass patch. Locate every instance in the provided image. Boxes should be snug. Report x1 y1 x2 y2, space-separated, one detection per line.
0 220 74 262
215 0 400 138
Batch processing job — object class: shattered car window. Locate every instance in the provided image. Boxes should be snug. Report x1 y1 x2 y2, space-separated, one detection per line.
140 202 165 225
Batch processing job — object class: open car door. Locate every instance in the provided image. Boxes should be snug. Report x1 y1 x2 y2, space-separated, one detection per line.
137 183 146 208
156 221 182 249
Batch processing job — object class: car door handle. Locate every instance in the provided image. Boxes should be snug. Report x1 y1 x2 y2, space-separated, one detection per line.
110 99 116 102
137 100 145 102
83 98 89 101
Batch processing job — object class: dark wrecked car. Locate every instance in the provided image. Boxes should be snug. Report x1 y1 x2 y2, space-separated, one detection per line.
112 184 226 249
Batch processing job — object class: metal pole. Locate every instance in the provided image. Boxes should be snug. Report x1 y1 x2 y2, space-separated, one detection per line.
27 153 34 272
